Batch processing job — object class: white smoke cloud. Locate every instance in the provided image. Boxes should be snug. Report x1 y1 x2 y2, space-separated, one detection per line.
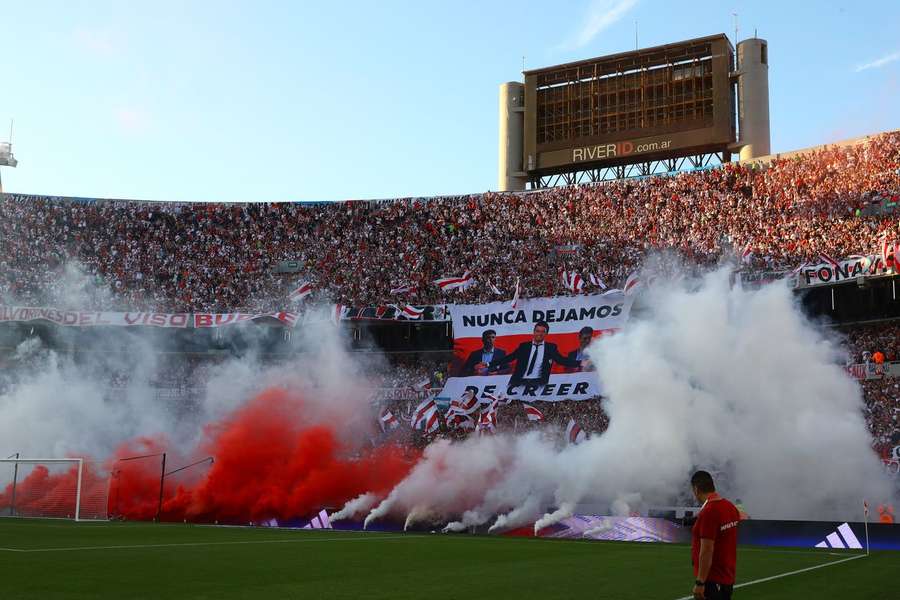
330 492 379 522
363 268 895 529
0 267 382 468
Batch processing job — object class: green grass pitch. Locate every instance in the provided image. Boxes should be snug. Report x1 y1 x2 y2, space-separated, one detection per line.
0 519 895 599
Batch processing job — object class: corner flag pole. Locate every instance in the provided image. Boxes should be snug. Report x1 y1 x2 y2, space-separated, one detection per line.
863 500 870 555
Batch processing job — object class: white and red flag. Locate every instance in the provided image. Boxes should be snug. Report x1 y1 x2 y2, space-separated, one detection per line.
880 237 893 266
588 273 607 290
522 403 545 422
390 284 417 295
412 377 431 391
411 398 437 429
476 408 496 434
565 418 586 444
434 271 474 292
447 390 479 417
423 408 442 434
561 271 584 293
740 244 754 265
819 253 840 269
488 280 503 295
331 304 349 325
391 304 424 320
624 272 641 295
288 281 313 302
510 277 520 308
379 408 400 431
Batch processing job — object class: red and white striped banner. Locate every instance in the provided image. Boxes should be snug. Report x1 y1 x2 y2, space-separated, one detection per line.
0 307 305 329
288 281 313 302
434 271 474 292
523 403 545 422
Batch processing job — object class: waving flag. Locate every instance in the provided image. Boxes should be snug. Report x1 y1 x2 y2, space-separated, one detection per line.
390 304 424 320
411 398 437 429
880 237 893 266
447 390 480 418
523 403 545 422
624 272 641 295
488 280 502 295
390 284 417 295
288 281 313 302
447 412 476 430
561 271 584 293
476 408 496 434
331 304 349 325
379 408 400 431
588 273 607 290
434 271 474 292
424 409 442 434
740 244 754 265
566 418 586 444
510 277 520 308
412 378 432 391
819 253 840 269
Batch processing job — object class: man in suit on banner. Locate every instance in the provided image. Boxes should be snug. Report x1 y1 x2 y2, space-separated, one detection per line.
566 326 596 372
490 320 583 388
459 329 508 376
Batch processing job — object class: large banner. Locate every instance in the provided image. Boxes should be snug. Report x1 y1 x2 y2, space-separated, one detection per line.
796 255 893 288
0 307 300 328
441 293 632 402
439 372 602 402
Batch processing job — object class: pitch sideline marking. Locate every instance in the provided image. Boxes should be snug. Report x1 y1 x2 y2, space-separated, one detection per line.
0 534 412 553
673 554 866 600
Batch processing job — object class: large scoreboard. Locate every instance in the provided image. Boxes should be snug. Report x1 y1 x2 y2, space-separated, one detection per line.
522 34 736 178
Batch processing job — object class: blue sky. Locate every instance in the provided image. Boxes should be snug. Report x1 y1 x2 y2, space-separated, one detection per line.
1 0 898 202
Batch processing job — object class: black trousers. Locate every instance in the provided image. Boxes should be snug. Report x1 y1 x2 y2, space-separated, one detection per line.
704 581 734 600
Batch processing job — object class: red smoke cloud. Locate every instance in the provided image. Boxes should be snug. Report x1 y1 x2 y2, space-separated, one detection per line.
4 387 418 524
111 386 417 523
0 462 109 520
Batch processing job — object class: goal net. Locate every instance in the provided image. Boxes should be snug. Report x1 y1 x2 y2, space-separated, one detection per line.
0 458 110 521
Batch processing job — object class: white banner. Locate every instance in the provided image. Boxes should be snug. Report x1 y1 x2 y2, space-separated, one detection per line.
796 255 893 288
0 306 300 328
448 291 631 339
438 373 603 402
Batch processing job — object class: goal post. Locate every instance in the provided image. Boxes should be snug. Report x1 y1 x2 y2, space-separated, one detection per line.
0 458 110 521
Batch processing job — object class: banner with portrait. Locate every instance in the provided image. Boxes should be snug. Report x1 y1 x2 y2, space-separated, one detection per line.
441 293 633 402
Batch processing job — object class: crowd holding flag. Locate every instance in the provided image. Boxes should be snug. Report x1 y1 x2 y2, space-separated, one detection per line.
389 284 417 295
561 271 585 293
623 272 641 295
522 403 545 422
819 253 840 269
565 418 586 444
390 304 424 320
588 273 607 290
288 280 314 302
434 271 474 292
379 408 400 431
510 277 520 308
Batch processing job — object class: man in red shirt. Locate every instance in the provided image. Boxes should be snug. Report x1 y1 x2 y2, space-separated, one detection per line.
690 471 740 600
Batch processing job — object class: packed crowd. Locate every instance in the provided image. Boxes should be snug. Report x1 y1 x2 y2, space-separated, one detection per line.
2 132 899 313
844 323 900 364
2 131 900 457
860 379 900 458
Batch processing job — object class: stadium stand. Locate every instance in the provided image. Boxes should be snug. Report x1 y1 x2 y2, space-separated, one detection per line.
1 132 898 311
1 132 899 458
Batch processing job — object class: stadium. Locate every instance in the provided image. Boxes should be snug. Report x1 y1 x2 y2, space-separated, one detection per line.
1 5 900 600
